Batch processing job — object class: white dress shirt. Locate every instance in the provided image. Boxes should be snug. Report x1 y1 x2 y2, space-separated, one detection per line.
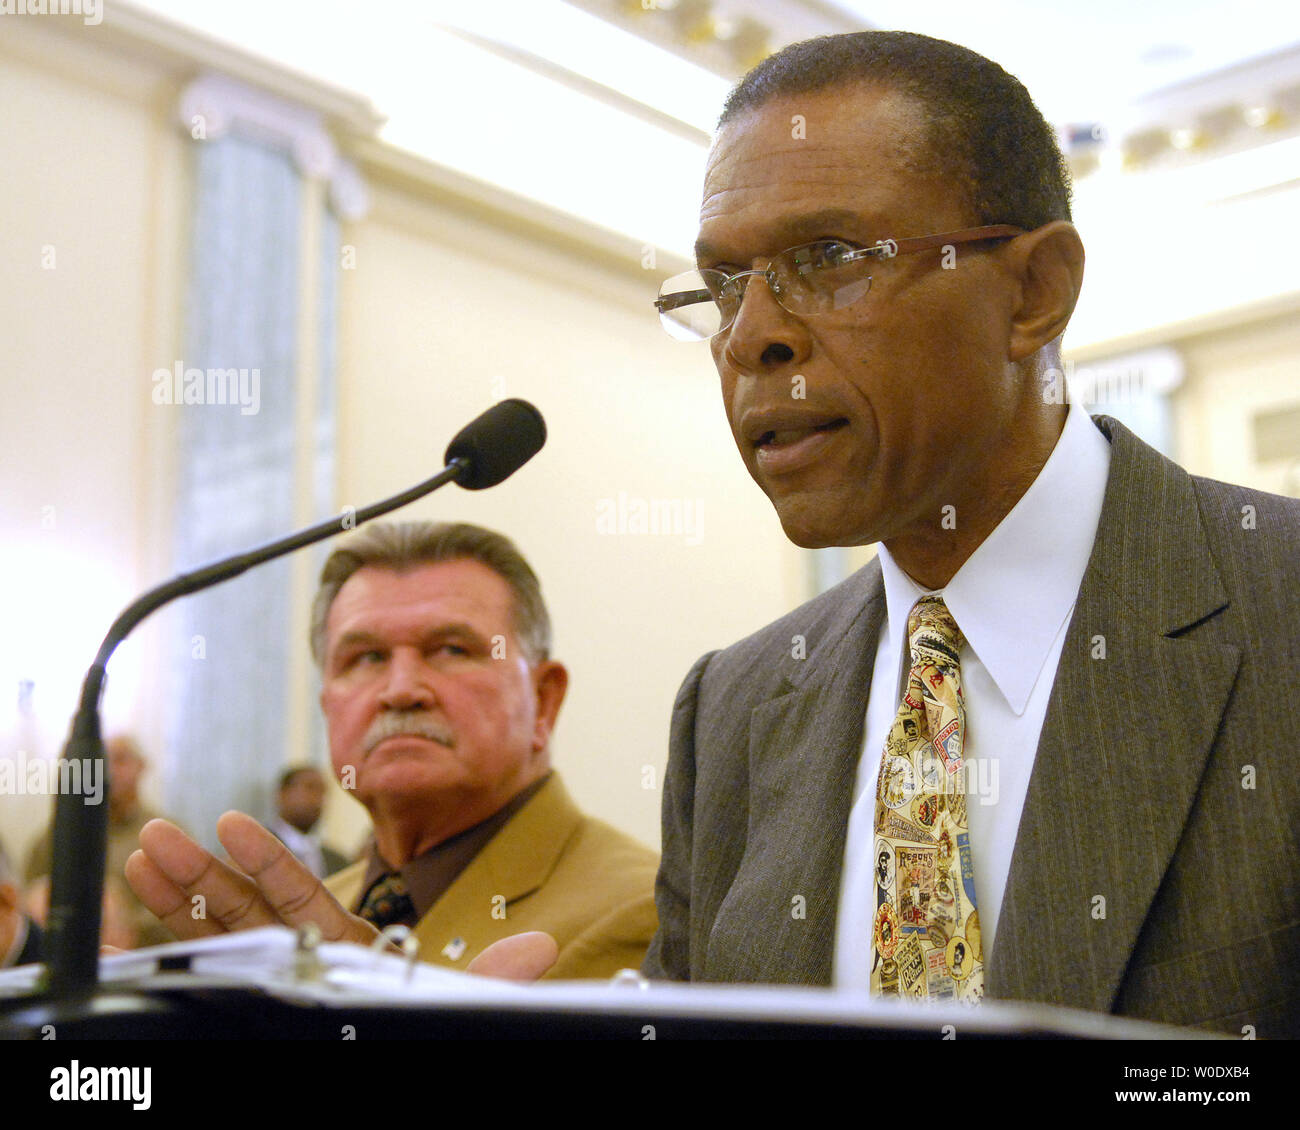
834 401 1112 989
269 817 327 879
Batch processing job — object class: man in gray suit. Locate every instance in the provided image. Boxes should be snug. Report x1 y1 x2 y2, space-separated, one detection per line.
643 31 1299 1036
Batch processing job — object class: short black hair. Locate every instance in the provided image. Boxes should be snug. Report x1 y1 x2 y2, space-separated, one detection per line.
278 765 323 792
719 31 1072 230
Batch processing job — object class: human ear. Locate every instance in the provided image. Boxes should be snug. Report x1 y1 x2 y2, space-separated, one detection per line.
1005 221 1085 363
531 661 569 750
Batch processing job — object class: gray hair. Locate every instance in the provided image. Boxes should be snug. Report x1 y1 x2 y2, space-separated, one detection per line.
309 521 552 666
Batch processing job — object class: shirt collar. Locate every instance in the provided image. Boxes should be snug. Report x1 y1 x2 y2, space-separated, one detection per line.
270 818 318 855
356 772 552 920
878 401 1111 714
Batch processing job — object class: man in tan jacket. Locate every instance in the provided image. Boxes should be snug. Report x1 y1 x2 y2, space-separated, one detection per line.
126 521 657 980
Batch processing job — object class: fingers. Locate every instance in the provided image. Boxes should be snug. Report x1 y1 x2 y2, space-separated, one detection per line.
466 931 559 981
215 812 381 947
129 817 280 938
124 847 219 941
127 814 381 949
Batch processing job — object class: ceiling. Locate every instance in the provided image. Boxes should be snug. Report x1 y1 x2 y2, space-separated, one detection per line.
831 0 1300 124
122 0 1300 253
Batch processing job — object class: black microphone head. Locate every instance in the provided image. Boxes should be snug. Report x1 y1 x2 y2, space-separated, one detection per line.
444 399 546 490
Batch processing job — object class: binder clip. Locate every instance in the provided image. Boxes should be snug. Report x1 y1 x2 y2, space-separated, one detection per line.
293 922 326 982
609 968 650 990
370 925 421 982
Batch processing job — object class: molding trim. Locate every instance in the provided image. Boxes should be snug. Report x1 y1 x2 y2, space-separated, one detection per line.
352 135 692 280
565 0 864 80
178 73 370 220
106 0 385 139
1065 289 1300 361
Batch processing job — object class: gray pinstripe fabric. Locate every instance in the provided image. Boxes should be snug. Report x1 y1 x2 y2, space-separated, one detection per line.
644 416 1300 1036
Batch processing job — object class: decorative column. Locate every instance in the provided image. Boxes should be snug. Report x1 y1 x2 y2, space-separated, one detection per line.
161 74 367 844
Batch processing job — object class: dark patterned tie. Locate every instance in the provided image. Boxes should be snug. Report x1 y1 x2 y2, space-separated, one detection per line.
870 597 983 1004
358 870 416 929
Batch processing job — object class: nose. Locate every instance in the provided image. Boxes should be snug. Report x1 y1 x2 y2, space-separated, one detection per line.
378 648 436 711
720 266 812 374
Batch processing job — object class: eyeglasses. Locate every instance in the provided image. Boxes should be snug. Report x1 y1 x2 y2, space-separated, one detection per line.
654 224 1023 341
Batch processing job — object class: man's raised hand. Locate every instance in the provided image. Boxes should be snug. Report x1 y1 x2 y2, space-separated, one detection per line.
124 812 380 946
126 814 560 980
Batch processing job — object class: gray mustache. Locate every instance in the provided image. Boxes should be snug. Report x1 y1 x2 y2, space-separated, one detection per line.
364 712 455 753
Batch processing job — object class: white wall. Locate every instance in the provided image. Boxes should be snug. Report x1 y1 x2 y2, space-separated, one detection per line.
0 16 188 867
1172 309 1300 493
2 9 1296 876
0 14 803 867
323 176 798 849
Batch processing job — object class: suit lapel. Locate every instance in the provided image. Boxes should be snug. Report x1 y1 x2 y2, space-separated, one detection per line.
712 564 885 983
990 417 1241 1011
412 776 580 967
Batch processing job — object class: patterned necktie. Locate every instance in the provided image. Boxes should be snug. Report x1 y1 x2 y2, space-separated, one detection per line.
358 870 416 930
870 596 983 1004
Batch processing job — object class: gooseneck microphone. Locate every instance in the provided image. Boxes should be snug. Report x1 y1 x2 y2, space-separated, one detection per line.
44 399 545 995
444 397 545 489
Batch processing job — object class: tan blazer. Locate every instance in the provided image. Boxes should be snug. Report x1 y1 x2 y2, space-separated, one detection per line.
328 774 658 980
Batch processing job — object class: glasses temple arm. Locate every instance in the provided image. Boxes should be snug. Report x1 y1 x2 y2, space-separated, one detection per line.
655 288 713 313
888 224 1023 256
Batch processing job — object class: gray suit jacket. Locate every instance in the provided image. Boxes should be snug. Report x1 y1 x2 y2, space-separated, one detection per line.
643 416 1300 1036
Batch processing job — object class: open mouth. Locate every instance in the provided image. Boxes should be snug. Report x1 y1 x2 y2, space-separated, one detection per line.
756 419 848 448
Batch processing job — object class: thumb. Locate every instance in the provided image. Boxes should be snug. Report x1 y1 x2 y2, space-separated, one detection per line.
466 931 558 981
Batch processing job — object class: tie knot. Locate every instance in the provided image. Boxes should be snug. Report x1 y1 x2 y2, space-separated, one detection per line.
359 869 416 929
907 597 963 662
